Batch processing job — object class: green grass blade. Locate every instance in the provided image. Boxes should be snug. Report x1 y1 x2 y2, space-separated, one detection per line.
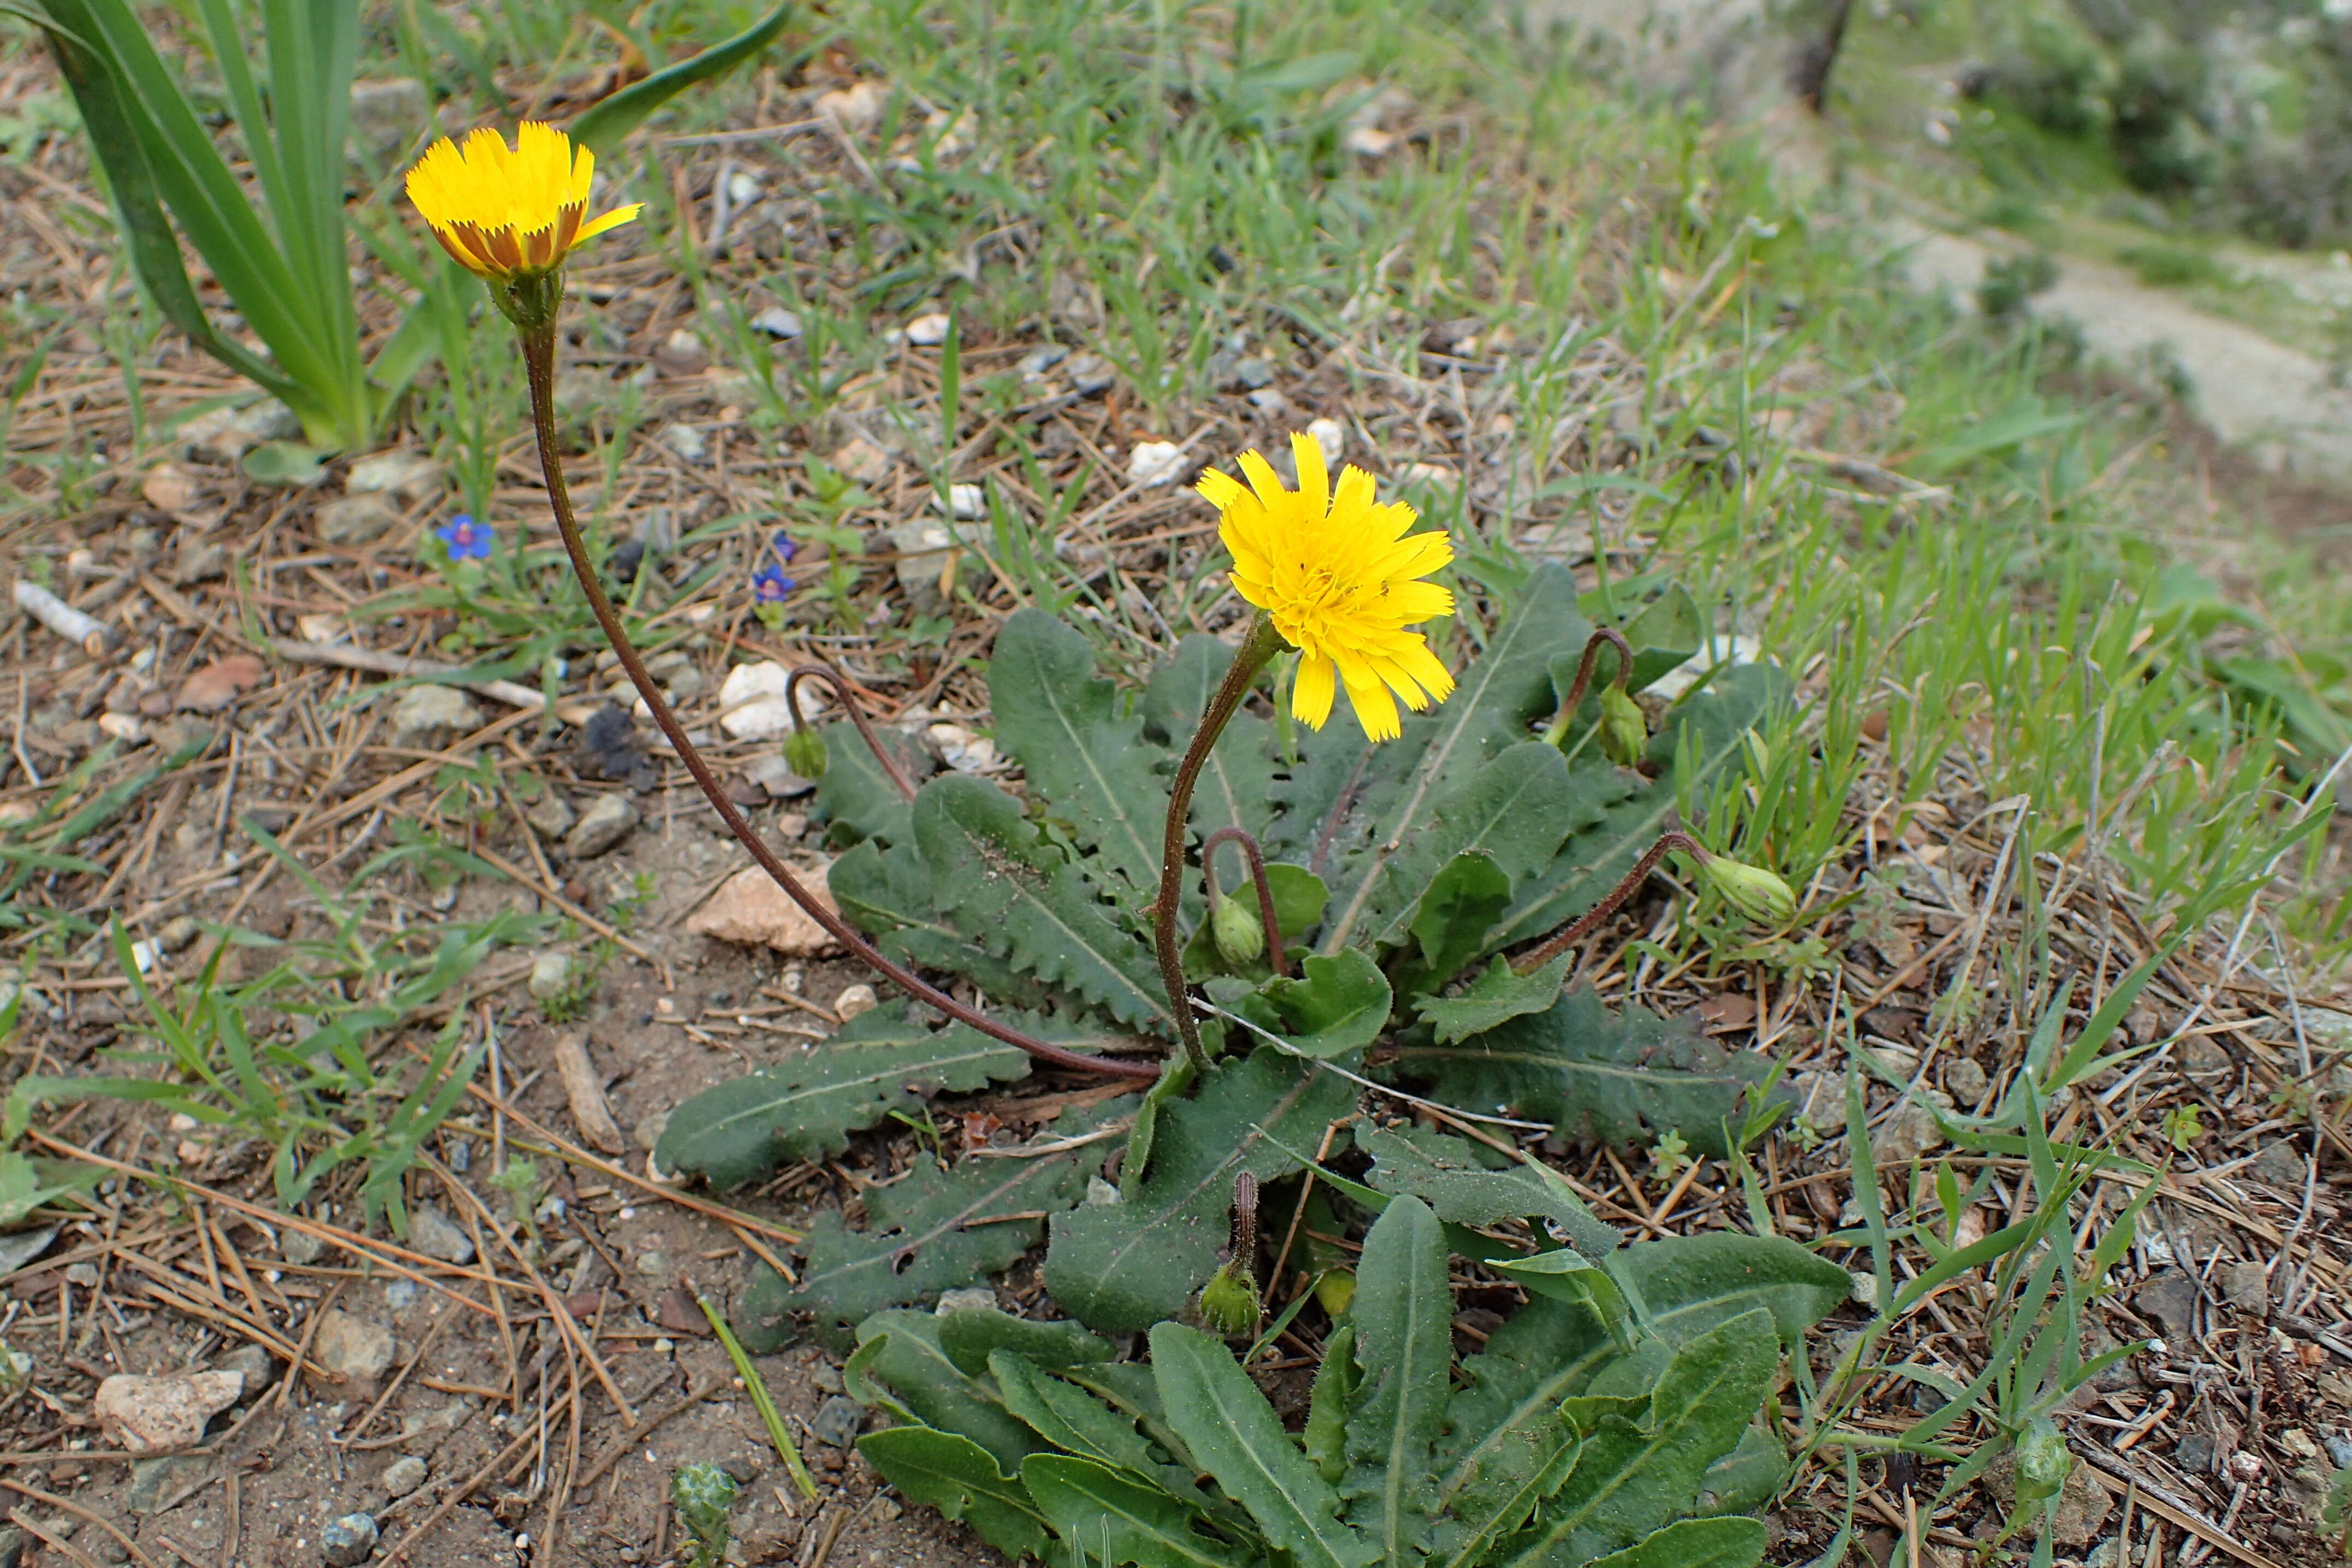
569 0 795 155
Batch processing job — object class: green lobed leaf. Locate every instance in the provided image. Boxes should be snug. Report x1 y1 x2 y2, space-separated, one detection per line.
993 1352 1162 1477
1414 953 1572 1046
856 1426 1051 1561
916 773 1172 1033
828 838 1062 1012
1404 851 1513 993
1340 1197 1453 1566
1357 1122 1620 1257
653 1000 1029 1188
1149 1323 1379 1568
989 609 1171 904
1023 1452 1256 1568
1311 564 1590 954
1503 1309 1780 1566
844 1309 1036 1473
738 1098 1125 1352
1045 1049 1358 1332
1232 948 1391 1058
1392 986 1773 1159
1581 1516 1767 1568
811 721 935 848
569 0 795 155
1429 1421 1579 1568
1488 664 1781 955
1143 634 1279 848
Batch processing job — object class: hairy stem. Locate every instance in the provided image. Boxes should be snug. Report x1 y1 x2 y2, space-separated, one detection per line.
1153 615 1286 1072
520 322 1156 1081
1510 830 1705 975
1541 626 1635 748
784 662 915 801
1200 826 1287 979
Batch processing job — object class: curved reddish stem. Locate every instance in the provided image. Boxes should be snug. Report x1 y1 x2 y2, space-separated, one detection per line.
1510 831 1705 975
1200 826 1288 979
1544 627 1635 746
785 662 916 801
520 321 1157 1081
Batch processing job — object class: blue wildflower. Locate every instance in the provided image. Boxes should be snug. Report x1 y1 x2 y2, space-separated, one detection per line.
435 513 493 560
752 531 796 603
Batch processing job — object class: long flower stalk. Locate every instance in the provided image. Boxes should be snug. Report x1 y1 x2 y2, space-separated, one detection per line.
517 322 1156 1081
1153 614 1286 1073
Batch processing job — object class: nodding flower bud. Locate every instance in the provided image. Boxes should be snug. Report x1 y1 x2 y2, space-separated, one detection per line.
2013 1417 2072 1512
1199 1261 1262 1339
1210 889 1266 967
1598 686 1649 767
783 725 829 782
1697 853 1797 927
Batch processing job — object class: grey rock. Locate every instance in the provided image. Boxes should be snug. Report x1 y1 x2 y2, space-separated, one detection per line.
522 785 576 839
281 1227 325 1265
744 753 817 800
2247 1140 2307 1189
810 1395 865 1448
0 1524 25 1568
2218 1260 2268 1311
1063 352 1115 395
213 1344 276 1400
1873 1089 1953 1162
310 1309 396 1393
2134 1269 2200 1340
0 1226 59 1275
382 1279 417 1314
2324 1431 2352 1470
935 1287 996 1315
1018 344 1069 378
565 793 638 859
379 1454 427 1499
635 1250 669 1278
527 951 575 1002
658 422 708 463
407 1206 474 1267
1941 1057 1989 1105
158 915 201 953
315 493 401 547
387 684 481 752
753 307 802 338
172 539 228 586
885 519 984 616
320 1511 380 1566
2176 1430 2219 1475
809 1363 846 1395
127 1454 191 1511
345 449 441 500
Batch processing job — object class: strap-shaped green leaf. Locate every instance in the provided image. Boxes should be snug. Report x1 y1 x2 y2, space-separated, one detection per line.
1149 1323 1378 1568
1392 986 1771 1159
1502 1309 1778 1566
1431 1419 1579 1568
858 1426 1051 1561
988 610 1171 903
1340 1197 1452 1565
1143 634 1278 846
570 1 795 155
1045 1049 1357 1332
653 999 1029 1188
1583 1516 1767 1568
941 1309 1114 1376
1023 1452 1255 1568
993 1352 1161 1477
1314 564 1588 953
915 773 1171 1033
842 1309 1035 1472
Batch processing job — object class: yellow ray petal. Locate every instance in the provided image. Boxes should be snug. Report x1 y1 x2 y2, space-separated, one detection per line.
1293 653 1337 730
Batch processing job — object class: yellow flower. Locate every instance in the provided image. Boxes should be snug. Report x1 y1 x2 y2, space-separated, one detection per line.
405 122 641 281
1197 432 1456 742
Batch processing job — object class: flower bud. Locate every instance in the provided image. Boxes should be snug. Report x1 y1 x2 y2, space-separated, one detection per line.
2014 1417 2072 1513
1210 889 1266 967
783 726 829 782
1598 686 1648 767
1199 1261 1262 1339
1699 854 1796 927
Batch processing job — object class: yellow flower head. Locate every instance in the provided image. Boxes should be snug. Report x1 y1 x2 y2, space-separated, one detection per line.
1198 432 1456 743
405 122 641 281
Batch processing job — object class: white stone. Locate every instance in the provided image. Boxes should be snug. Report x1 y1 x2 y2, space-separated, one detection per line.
388 684 481 752
833 983 879 1021
1127 441 1187 488
1307 417 1347 468
684 863 840 956
565 793 639 859
345 448 442 500
717 660 830 741
1645 634 1765 702
905 312 952 347
753 306 802 339
94 1372 245 1453
1343 124 1397 157
925 722 998 774
936 483 987 520
815 80 888 134
658 422 708 462
725 170 761 205
528 951 575 1001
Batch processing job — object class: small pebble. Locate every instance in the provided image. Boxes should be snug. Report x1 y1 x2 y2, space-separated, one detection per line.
380 1454 427 1498
834 984 879 1021
320 1512 379 1567
904 312 951 346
